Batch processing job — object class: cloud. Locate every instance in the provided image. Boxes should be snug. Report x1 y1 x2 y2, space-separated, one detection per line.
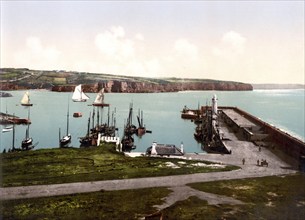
95 26 134 60
222 31 246 54
14 37 61 69
93 26 163 77
135 33 144 41
213 31 246 59
174 38 199 61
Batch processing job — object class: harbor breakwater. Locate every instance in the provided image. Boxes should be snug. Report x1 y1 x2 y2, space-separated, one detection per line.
216 106 305 170
227 107 305 163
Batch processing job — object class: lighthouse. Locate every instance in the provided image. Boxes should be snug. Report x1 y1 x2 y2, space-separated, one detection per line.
212 94 218 116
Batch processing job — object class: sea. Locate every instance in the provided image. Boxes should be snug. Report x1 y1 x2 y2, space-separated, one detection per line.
0 89 304 153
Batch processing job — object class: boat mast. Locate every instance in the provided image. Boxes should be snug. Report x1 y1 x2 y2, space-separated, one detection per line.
100 108 103 125
97 108 100 127
26 107 30 139
92 107 95 130
66 98 69 136
27 92 30 105
12 114 15 150
87 112 91 136
107 107 110 126
59 128 61 145
141 110 143 127
113 108 116 128
127 103 133 126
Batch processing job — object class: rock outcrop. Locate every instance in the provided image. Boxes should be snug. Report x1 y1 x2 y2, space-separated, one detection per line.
51 80 253 93
0 68 253 92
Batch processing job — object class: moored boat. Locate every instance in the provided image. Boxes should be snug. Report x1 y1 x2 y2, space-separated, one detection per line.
73 112 82 117
21 107 34 150
21 136 34 150
121 135 135 152
59 102 71 147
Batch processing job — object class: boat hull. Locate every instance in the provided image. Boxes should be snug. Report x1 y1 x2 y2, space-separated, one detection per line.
72 99 87 102
92 103 110 107
21 138 34 150
60 135 71 147
73 112 82 117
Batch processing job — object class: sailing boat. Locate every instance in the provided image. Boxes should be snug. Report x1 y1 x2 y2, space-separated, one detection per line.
59 101 71 147
21 107 33 150
21 91 33 106
92 88 109 107
21 127 33 150
72 84 89 102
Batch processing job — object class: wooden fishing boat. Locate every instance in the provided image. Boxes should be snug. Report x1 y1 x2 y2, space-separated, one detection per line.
21 136 33 150
121 135 135 152
135 109 152 136
59 102 71 147
73 112 82 117
124 103 137 135
21 107 34 150
80 114 93 147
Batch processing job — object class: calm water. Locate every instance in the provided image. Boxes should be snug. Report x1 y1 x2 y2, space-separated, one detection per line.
0 90 304 153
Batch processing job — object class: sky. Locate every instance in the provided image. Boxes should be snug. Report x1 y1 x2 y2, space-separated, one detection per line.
0 1 304 84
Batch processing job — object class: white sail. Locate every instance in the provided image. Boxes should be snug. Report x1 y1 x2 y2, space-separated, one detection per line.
94 88 105 104
21 91 30 105
72 84 89 102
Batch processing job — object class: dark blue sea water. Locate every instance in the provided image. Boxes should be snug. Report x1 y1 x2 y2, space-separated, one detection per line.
0 89 304 153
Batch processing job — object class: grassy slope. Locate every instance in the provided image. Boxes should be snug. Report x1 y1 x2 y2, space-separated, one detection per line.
163 174 305 220
0 68 244 86
0 144 238 187
1 187 171 219
1 174 304 219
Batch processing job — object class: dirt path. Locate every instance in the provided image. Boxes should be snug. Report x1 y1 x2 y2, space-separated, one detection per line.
0 161 295 201
154 185 245 211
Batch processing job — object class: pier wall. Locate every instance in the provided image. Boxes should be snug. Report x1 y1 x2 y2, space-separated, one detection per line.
220 107 305 162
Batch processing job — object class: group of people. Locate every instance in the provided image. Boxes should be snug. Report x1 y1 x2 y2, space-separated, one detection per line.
241 158 269 167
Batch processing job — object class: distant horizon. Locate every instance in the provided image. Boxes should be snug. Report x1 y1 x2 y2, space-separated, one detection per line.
1 66 304 86
1 1 304 84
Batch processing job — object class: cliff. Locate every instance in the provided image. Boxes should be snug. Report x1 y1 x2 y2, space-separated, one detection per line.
0 68 253 92
50 80 252 93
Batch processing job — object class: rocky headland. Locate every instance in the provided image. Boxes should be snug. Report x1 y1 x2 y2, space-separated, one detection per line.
0 68 253 92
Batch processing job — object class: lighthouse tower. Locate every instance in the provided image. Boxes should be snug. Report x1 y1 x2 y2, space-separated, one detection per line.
212 94 218 116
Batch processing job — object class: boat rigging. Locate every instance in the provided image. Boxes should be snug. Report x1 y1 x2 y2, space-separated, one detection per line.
72 84 89 102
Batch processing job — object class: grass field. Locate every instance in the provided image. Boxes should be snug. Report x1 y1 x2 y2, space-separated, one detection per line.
0 143 238 187
1 174 304 219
